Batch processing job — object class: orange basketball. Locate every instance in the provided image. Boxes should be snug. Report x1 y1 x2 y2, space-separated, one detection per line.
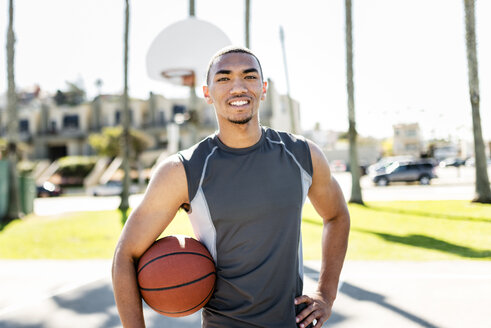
137 235 216 317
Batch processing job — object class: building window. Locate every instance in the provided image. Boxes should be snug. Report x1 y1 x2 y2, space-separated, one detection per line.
19 119 29 133
159 111 166 125
405 144 417 151
115 110 133 125
63 115 79 129
406 130 417 137
172 105 186 115
50 121 57 133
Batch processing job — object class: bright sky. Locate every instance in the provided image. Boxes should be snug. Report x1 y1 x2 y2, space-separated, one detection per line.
1 0 490 141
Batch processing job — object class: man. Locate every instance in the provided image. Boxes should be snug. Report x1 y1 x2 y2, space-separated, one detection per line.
112 46 350 328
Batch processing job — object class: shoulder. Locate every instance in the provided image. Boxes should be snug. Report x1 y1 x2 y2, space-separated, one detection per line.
305 139 332 180
149 154 187 195
265 127 314 175
264 127 308 145
178 134 217 163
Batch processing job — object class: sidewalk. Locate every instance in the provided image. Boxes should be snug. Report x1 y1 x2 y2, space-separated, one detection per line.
1 260 490 328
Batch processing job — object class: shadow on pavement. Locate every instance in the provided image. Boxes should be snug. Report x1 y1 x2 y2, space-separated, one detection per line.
1 263 448 328
303 265 347 326
355 228 491 259
340 282 439 328
52 280 120 327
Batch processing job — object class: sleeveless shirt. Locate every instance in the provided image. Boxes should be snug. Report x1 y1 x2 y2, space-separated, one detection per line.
178 126 313 328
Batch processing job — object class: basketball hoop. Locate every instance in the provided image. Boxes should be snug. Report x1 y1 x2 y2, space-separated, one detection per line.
146 17 232 87
161 69 195 87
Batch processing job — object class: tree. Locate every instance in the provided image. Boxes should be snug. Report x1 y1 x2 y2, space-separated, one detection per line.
89 126 152 160
4 0 23 222
463 0 491 203
119 0 131 223
245 0 251 48
345 0 363 205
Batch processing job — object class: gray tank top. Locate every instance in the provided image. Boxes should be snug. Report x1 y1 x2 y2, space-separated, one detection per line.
178 126 313 328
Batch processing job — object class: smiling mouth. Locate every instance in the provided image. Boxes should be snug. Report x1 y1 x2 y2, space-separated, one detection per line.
228 99 250 107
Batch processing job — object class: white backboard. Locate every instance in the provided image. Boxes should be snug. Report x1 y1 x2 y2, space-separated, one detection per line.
146 17 232 86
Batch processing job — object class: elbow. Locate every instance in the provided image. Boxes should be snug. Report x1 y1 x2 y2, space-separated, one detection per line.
112 241 137 281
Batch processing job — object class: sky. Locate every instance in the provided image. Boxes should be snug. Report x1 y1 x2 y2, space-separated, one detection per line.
1 0 490 141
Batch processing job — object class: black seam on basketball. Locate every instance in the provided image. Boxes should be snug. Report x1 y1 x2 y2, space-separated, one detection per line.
140 272 216 291
137 251 214 275
146 280 215 315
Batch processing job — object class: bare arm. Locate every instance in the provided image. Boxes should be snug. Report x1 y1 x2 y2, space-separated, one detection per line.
112 155 189 327
295 140 350 328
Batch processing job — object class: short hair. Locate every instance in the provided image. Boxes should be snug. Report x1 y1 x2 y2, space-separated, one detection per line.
205 46 264 85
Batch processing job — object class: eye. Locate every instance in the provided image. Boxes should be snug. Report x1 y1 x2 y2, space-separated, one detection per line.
245 75 257 80
216 77 229 82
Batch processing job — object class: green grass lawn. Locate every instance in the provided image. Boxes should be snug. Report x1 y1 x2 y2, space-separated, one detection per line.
0 200 490 260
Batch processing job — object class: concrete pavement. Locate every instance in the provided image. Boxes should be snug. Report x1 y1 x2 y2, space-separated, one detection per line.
1 260 490 328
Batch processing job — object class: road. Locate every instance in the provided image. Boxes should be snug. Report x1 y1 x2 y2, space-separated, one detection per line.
33 166 486 216
334 165 482 202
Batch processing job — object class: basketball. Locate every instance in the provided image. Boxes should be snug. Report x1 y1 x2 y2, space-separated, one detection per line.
137 235 216 317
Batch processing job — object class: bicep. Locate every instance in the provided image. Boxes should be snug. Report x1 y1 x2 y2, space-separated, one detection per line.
116 155 189 260
306 141 349 223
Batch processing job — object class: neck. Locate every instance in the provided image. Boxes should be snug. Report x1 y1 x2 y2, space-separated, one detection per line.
216 120 262 148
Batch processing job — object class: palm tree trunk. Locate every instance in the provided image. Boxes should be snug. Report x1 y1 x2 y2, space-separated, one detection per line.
245 0 251 48
279 27 297 134
5 0 23 221
119 0 131 223
345 0 363 205
463 0 491 203
189 0 195 17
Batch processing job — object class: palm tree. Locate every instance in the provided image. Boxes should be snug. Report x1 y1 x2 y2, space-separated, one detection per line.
279 26 297 134
463 0 491 203
5 0 23 222
119 0 131 223
189 0 195 16
345 0 363 205
245 0 250 48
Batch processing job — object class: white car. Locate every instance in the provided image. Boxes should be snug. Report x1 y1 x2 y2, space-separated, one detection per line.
88 180 140 196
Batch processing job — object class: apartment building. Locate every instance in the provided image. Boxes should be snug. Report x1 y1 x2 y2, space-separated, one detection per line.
0 79 298 161
393 123 422 157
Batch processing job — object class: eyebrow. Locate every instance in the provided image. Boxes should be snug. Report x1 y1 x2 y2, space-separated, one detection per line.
243 68 259 74
215 69 231 76
215 68 259 76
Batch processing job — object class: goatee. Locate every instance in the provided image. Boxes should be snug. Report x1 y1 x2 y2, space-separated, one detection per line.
229 116 253 125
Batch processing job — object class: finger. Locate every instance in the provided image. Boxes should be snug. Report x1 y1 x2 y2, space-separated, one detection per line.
296 302 315 323
313 311 331 327
295 295 311 304
298 311 317 328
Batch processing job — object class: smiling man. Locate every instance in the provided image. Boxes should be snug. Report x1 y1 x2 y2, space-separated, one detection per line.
112 46 350 328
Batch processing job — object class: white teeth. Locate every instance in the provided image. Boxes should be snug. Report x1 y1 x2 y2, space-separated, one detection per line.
230 100 248 106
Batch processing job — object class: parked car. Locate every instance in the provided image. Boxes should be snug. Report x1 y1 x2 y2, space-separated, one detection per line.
36 181 62 197
330 160 347 172
439 157 466 168
88 180 140 196
372 161 437 186
464 157 491 167
367 156 416 176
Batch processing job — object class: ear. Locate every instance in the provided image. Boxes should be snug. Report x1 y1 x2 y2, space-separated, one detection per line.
203 86 213 104
260 81 267 101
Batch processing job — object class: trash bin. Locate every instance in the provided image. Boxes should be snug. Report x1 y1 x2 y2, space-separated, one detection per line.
0 160 8 220
19 175 36 215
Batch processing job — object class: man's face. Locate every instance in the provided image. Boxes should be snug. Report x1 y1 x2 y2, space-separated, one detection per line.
203 52 267 126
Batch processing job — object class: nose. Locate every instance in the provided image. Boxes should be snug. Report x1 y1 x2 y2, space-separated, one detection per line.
230 78 247 95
